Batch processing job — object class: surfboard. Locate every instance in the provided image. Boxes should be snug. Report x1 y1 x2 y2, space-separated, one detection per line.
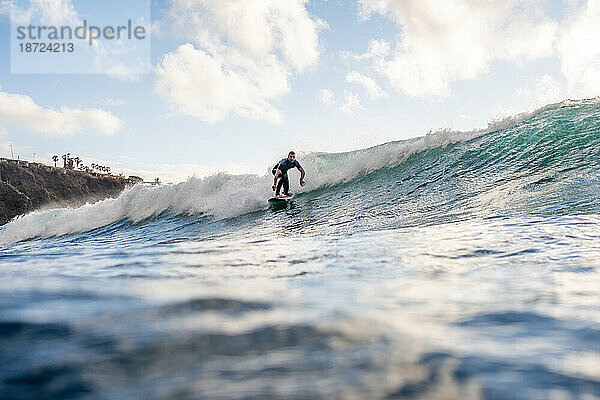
268 194 293 204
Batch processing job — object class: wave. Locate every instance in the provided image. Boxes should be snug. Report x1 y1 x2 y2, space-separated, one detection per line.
300 98 584 189
1 97 599 245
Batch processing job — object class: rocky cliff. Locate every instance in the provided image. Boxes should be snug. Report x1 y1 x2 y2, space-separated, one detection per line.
0 161 127 225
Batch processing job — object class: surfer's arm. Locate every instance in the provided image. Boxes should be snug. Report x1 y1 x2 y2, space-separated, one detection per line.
272 169 281 190
298 167 306 186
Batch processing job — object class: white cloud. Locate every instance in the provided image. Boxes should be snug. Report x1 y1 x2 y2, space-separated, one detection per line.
557 0 600 98
342 39 391 63
0 89 122 136
346 70 387 99
537 75 562 104
339 91 362 115
517 74 563 106
0 1 11 18
127 162 260 184
101 98 128 107
565 0 588 11
80 154 261 183
357 0 558 97
0 127 9 156
155 0 322 123
4 0 78 26
156 43 286 123
319 89 335 106
6 1 149 76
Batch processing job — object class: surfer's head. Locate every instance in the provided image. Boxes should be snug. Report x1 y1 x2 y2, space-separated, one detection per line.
288 151 296 161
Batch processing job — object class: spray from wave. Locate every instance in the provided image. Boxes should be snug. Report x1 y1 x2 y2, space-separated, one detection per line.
0 98 597 245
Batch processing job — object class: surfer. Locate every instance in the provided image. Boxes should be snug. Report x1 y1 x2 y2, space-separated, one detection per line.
272 151 306 197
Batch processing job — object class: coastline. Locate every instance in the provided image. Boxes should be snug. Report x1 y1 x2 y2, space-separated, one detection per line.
0 159 130 226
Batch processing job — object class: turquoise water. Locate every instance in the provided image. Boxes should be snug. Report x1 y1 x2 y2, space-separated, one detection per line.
1 99 600 399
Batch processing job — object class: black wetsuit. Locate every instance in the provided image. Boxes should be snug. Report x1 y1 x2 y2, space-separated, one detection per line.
272 158 302 196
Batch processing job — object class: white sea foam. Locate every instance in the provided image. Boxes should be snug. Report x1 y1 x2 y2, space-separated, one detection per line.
0 173 274 245
0 98 596 244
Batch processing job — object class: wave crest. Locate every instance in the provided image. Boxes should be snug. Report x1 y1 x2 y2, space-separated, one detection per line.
1 97 598 244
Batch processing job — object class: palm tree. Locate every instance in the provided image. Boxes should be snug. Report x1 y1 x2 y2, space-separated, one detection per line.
52 155 58 167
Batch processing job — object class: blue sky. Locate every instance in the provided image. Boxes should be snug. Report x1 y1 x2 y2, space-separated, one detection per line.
0 0 599 181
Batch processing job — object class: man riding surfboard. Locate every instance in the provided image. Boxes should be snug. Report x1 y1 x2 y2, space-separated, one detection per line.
272 151 306 197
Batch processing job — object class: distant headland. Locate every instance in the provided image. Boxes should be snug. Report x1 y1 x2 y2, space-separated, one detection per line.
0 154 157 226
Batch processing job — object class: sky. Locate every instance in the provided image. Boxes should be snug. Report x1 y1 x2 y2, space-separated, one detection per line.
0 0 599 182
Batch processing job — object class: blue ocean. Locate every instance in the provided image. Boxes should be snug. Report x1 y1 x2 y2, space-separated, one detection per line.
1 99 600 399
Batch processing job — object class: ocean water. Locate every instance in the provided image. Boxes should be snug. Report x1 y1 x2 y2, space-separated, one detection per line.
1 99 600 399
